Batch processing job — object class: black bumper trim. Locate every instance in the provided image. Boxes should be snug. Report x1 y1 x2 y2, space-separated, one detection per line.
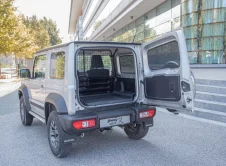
59 105 156 135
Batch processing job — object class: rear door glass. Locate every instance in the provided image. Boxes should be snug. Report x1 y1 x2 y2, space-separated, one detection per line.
147 41 180 70
119 55 135 73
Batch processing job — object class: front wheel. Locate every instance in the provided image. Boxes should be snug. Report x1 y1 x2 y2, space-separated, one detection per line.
20 96 33 126
124 123 149 140
47 111 72 158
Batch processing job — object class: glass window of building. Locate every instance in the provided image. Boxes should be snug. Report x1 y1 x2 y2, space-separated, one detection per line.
83 0 99 29
105 0 226 65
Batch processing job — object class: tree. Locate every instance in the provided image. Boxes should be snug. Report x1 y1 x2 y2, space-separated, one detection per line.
0 0 17 54
0 1 38 75
22 15 62 49
40 17 62 45
22 15 50 49
0 1 62 76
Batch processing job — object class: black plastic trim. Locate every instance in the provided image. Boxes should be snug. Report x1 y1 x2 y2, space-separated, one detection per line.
59 105 156 135
18 85 31 111
45 93 68 114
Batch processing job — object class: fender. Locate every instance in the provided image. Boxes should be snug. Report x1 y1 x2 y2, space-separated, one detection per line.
18 85 31 111
45 93 68 114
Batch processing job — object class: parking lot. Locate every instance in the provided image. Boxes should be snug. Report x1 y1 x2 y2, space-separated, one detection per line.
0 90 226 166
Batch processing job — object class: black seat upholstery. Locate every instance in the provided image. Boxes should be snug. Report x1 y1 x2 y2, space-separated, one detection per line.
82 55 111 93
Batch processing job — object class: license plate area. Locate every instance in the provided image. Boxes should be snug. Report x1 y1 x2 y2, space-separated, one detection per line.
100 115 130 128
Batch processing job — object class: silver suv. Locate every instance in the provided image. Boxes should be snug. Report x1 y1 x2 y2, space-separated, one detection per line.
18 30 194 158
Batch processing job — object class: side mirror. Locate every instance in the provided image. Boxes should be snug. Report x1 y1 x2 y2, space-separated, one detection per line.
19 69 30 79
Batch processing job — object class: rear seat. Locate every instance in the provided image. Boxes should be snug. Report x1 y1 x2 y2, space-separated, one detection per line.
80 55 111 94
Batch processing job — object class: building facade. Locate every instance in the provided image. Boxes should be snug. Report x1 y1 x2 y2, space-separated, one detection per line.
69 0 226 67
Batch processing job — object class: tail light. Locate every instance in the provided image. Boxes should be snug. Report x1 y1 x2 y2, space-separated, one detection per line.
73 119 96 130
139 110 155 119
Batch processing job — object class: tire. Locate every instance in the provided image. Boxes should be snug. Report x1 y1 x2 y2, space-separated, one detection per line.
20 96 33 126
124 123 149 140
47 111 72 158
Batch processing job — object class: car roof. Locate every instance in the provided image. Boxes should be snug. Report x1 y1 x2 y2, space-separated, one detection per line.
35 41 141 54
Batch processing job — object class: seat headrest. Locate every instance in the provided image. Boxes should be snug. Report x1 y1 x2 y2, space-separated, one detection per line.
91 55 104 69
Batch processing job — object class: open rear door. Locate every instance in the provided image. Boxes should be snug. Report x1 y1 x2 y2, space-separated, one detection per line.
142 30 194 112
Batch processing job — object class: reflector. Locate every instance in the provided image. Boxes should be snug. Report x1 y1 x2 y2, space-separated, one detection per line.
139 110 155 119
73 119 96 130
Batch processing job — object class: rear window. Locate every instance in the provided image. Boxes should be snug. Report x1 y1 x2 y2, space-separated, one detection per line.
119 55 135 73
147 41 180 70
76 50 112 75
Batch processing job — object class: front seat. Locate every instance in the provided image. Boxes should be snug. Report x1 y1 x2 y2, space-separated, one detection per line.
87 55 110 91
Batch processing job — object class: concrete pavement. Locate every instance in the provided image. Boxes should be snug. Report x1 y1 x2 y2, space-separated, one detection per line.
0 91 226 166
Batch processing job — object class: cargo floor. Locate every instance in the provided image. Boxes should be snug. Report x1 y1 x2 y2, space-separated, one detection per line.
80 92 134 106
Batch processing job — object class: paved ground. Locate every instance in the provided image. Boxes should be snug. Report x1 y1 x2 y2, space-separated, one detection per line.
0 81 20 98
0 91 226 166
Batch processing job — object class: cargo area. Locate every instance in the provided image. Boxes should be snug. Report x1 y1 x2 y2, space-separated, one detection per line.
76 47 137 106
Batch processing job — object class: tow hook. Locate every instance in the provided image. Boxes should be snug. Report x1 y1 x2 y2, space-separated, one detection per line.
99 127 113 133
79 133 84 138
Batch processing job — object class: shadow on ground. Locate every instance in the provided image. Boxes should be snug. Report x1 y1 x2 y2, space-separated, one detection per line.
0 90 19 115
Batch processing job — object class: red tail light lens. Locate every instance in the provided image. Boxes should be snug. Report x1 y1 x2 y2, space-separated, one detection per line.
139 110 155 119
73 119 96 130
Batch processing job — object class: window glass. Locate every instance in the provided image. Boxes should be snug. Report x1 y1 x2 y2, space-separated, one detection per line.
202 0 226 10
181 0 199 15
144 28 157 39
186 39 198 51
134 32 144 42
201 37 224 51
202 23 224 37
172 0 181 8
184 26 198 38
188 52 198 64
172 17 181 29
200 51 225 64
76 50 112 74
34 55 47 78
145 18 156 29
83 0 99 29
50 52 65 79
202 9 225 24
154 21 171 35
119 55 135 73
156 0 171 15
147 41 180 70
172 5 181 18
182 13 198 26
85 0 122 37
156 10 171 26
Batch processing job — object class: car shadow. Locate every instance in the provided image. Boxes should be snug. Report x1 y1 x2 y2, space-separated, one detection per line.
0 90 19 115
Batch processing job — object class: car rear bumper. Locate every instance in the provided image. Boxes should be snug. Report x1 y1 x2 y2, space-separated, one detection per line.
58 105 156 135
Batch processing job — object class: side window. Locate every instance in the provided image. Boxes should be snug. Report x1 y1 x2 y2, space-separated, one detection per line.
33 55 47 78
50 52 65 79
147 41 180 70
119 55 135 73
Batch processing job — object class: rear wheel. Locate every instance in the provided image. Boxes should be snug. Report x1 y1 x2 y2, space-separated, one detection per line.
124 123 149 140
47 111 72 158
20 96 33 125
